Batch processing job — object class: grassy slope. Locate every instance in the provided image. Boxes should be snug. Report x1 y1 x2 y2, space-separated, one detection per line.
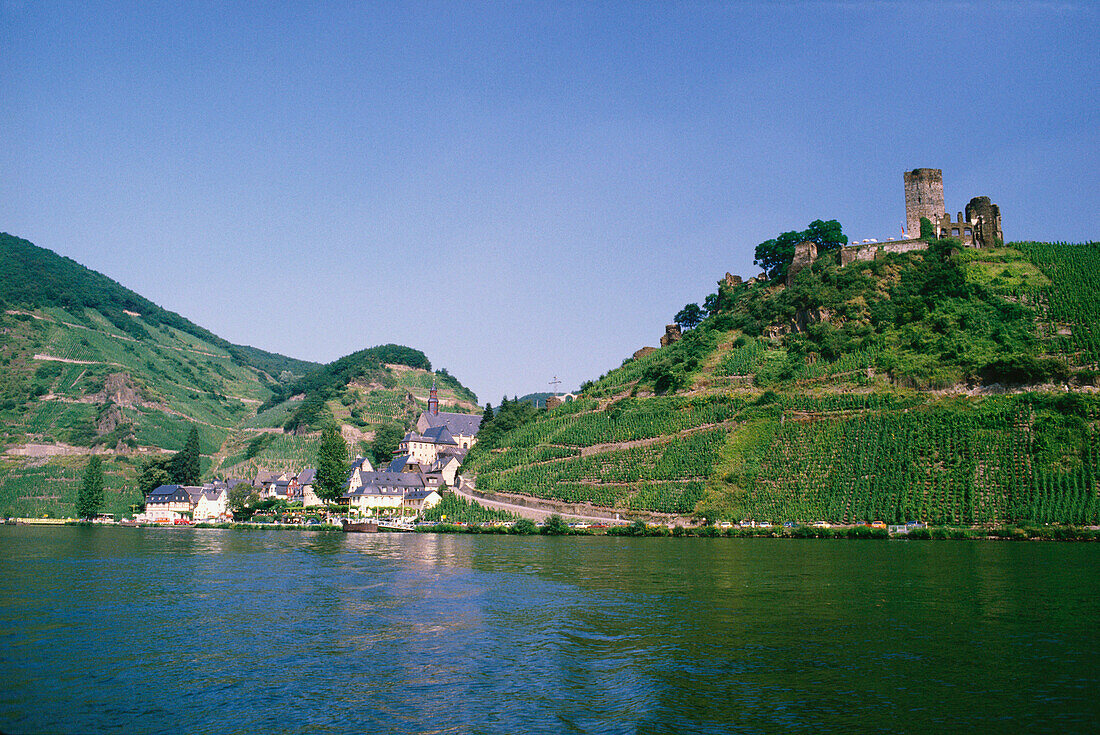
464 240 1100 525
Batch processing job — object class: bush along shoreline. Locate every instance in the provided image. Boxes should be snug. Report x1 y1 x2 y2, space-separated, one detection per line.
415 516 1100 540
52 517 1100 540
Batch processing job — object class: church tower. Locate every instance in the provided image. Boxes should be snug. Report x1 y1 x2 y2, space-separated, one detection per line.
904 168 945 238
427 380 439 416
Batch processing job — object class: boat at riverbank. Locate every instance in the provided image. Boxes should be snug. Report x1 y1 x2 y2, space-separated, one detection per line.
341 520 378 533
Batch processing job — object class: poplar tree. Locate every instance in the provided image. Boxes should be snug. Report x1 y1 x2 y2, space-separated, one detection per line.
316 426 349 502
76 456 105 519
169 425 201 485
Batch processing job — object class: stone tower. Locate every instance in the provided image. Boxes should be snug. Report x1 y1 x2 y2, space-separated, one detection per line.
904 168 945 238
965 196 1003 249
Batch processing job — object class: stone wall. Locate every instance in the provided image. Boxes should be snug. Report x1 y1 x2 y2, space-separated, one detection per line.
660 324 682 348
965 196 1003 248
787 241 817 285
840 238 928 265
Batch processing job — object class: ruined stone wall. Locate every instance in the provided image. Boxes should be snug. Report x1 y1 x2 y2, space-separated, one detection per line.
659 324 682 348
878 239 929 256
787 241 817 285
904 168 945 238
840 238 927 265
965 196 1003 248
933 213 976 245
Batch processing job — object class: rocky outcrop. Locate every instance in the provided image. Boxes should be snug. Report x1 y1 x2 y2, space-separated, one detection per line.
660 324 682 348
96 403 124 435
724 272 742 288
90 373 140 407
633 346 657 361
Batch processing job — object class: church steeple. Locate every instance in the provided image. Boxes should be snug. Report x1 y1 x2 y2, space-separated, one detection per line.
428 379 439 416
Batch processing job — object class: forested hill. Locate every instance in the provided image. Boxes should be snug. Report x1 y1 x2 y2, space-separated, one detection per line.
464 238 1100 527
0 232 319 378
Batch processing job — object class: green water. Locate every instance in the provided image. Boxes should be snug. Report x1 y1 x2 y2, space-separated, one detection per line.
1 527 1096 733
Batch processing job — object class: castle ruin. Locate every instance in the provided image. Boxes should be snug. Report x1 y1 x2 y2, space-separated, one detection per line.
838 168 1002 266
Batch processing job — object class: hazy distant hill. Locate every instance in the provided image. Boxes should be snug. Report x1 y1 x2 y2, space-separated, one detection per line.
0 233 479 517
465 238 1100 526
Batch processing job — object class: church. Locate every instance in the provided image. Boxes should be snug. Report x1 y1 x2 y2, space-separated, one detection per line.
383 383 483 485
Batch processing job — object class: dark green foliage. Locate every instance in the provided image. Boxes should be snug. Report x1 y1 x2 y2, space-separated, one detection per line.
0 232 317 377
370 424 404 466
283 393 331 433
75 456 105 519
260 344 469 418
434 367 478 403
728 238 1044 388
512 518 537 534
639 324 720 394
703 292 720 316
228 483 260 520
315 426 349 502
919 216 935 241
465 397 540 462
168 425 201 486
754 219 848 281
138 457 171 498
541 514 572 535
674 303 704 330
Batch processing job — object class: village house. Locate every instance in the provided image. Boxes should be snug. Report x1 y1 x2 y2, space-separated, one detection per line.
192 485 229 522
402 488 442 514
342 470 442 516
290 468 323 506
144 484 196 522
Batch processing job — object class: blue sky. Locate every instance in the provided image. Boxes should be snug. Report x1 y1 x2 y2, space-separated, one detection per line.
3 1 1097 403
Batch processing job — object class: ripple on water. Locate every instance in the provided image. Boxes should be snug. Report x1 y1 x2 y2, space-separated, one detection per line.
1 529 1098 734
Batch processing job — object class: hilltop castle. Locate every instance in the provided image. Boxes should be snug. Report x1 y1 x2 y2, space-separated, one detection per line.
807 168 1003 275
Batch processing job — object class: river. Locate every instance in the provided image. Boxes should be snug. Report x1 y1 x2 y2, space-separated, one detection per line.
1 526 1097 734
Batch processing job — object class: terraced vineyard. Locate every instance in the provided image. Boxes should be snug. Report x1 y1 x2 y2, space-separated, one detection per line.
1016 241 1100 368
469 240 1100 525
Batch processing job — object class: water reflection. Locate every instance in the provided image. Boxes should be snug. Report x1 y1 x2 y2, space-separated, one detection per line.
0 527 1097 734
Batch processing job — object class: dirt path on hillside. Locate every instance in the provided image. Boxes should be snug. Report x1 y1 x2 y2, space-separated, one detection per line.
452 483 631 524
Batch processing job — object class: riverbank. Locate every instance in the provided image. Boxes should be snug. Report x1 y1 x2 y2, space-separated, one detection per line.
12 518 1100 540
419 520 1100 541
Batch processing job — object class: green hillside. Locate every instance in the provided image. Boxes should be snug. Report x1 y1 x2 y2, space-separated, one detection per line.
465 238 1100 526
0 233 479 517
1 233 319 378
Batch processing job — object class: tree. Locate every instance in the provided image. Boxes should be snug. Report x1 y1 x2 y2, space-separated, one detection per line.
482 402 493 424
542 514 571 535
137 456 171 498
512 518 537 534
802 219 848 252
76 456 105 519
754 219 848 281
370 423 404 467
228 482 259 521
674 303 704 330
316 426 349 502
703 293 720 316
168 425 201 485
